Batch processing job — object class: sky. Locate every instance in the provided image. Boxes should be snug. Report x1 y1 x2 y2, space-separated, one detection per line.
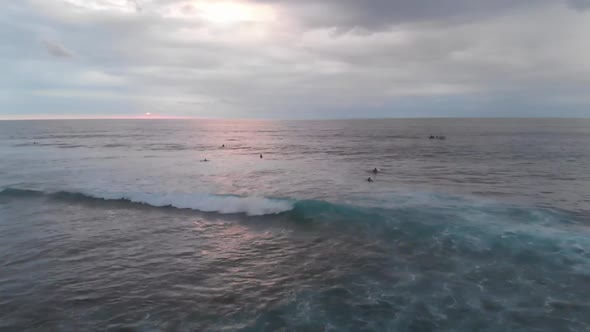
1 0 590 119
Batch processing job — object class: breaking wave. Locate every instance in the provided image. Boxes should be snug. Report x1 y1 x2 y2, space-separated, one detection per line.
0 188 293 216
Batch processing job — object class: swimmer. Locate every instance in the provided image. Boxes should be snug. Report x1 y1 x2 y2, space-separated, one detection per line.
367 177 374 182
260 154 263 159
372 168 380 174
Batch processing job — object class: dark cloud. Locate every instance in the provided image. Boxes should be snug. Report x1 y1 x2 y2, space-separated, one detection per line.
251 0 557 29
568 0 590 10
42 39 73 58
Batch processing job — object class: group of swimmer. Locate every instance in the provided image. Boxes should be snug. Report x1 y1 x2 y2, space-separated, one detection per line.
204 142 448 183
206 143 378 182
201 144 263 162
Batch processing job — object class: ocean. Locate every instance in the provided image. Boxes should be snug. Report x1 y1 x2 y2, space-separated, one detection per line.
1 118 589 331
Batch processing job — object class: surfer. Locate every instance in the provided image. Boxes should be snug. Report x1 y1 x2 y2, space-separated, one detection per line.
201 158 209 162
372 168 379 174
367 177 374 182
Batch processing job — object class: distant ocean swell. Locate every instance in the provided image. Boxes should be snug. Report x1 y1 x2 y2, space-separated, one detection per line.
1 187 589 293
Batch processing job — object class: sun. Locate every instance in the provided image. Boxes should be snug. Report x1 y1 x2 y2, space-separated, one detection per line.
198 2 255 24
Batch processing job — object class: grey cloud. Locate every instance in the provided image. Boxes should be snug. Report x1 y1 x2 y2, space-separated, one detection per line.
0 0 589 119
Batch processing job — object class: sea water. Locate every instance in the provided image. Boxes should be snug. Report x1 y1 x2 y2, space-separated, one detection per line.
0 118 589 331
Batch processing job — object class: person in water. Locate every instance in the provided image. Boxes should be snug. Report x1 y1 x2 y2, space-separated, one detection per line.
372 168 379 174
367 177 373 182
260 154 263 159
221 144 225 148
201 158 209 162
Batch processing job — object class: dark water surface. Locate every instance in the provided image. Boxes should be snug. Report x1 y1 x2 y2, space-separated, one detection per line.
1 119 589 331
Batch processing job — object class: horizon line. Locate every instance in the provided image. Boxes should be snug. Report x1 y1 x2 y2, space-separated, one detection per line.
1 116 590 121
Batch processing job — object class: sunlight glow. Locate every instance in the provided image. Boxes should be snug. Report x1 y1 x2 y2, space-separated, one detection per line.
165 1 275 25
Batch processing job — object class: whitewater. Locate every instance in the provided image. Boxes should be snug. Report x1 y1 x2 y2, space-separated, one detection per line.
1 118 590 331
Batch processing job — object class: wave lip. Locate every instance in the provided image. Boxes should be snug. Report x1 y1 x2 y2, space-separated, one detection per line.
0 188 294 216
94 191 294 216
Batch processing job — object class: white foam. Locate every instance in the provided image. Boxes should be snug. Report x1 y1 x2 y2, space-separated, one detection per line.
80 190 294 216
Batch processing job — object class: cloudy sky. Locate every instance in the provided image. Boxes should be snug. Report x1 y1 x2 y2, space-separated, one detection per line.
1 0 589 119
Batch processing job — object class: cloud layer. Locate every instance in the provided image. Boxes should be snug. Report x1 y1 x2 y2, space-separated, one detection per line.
1 0 589 119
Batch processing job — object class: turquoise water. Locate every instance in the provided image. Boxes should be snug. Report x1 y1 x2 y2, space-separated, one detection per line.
1 119 589 331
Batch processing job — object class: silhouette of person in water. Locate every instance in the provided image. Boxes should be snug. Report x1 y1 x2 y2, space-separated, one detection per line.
221 144 225 148
373 168 379 174
260 154 263 159
367 177 374 182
